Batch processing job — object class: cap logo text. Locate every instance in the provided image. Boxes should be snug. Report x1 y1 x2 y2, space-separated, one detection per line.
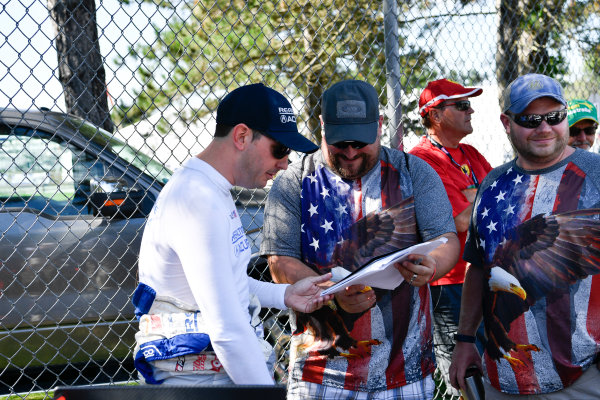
279 107 296 123
568 106 593 115
528 80 543 91
337 100 366 118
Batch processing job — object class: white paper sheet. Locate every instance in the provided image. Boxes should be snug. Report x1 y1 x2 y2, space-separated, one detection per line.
321 237 448 295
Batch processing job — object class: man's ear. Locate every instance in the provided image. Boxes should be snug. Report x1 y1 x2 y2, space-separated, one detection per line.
319 115 327 142
429 109 441 125
499 114 511 136
231 123 252 150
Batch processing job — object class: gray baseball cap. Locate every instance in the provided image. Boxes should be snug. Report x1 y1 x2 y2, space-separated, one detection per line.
321 80 379 145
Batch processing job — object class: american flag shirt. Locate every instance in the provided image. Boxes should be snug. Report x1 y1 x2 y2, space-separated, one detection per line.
261 147 455 391
464 150 600 395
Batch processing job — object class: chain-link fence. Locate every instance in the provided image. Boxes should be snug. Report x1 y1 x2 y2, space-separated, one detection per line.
1 0 599 398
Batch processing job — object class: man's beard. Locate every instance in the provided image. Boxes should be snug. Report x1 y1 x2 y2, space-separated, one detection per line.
570 139 592 149
509 128 569 168
328 145 380 180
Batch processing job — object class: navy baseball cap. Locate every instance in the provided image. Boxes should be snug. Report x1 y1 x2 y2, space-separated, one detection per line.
321 80 379 145
216 83 318 153
502 74 567 114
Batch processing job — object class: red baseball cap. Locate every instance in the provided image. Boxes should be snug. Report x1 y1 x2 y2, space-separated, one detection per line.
418 79 483 117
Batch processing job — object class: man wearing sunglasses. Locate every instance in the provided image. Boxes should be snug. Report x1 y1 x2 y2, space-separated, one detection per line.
409 78 492 396
567 99 598 151
132 83 338 386
450 74 600 398
261 79 460 399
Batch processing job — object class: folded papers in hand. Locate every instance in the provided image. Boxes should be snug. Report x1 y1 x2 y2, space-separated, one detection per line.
321 237 447 295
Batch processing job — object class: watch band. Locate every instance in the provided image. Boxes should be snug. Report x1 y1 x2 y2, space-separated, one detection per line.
454 333 476 343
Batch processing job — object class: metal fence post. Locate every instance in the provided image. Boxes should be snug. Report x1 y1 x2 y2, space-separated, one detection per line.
383 0 403 150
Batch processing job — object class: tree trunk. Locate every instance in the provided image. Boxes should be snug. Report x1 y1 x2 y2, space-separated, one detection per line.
495 0 521 103
305 82 323 144
496 0 568 102
300 16 325 144
48 0 114 132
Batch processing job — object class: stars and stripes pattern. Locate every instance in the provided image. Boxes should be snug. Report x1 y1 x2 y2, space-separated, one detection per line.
300 167 357 271
471 160 600 395
290 154 435 392
474 165 536 264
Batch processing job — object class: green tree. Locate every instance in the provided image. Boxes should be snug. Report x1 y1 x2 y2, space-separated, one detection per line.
496 0 568 97
495 0 600 98
113 0 436 142
563 0 600 96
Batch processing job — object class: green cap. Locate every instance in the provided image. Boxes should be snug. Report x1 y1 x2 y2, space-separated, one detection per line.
567 99 598 127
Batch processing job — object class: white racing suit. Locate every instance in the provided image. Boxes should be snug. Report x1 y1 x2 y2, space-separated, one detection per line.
132 282 274 384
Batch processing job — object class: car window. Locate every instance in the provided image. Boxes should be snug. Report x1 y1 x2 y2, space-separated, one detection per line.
0 129 127 216
62 115 172 184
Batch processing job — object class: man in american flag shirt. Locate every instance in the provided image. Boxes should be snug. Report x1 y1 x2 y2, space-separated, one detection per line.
450 74 600 398
260 80 460 399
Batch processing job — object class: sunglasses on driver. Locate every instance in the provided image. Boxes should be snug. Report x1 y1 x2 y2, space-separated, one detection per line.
506 109 567 129
259 131 292 159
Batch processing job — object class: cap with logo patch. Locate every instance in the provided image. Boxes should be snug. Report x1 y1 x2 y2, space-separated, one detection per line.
216 83 318 153
567 99 598 127
321 80 380 145
502 74 566 114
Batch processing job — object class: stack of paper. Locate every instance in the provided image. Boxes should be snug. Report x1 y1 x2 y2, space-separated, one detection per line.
321 237 447 295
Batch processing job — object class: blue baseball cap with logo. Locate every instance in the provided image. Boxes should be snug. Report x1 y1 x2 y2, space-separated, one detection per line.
321 80 380 145
502 73 567 114
216 83 318 153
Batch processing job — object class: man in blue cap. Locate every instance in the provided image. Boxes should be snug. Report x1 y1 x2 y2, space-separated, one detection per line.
450 73 600 398
132 83 335 386
261 79 460 399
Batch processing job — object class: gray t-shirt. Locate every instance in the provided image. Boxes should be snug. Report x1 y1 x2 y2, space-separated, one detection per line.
261 147 455 261
463 148 600 395
260 146 456 391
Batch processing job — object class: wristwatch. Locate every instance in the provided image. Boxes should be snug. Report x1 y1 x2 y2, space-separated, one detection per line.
454 333 476 343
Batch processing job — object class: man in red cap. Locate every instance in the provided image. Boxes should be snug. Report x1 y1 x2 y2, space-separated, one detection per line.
409 78 492 394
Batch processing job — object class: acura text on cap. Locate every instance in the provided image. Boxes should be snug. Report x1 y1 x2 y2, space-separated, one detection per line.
279 107 296 123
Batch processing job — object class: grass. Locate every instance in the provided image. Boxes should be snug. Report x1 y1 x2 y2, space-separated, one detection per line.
1 392 52 400
1 382 140 400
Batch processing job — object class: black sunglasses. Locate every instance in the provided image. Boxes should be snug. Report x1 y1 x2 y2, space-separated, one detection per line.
270 141 292 159
569 125 598 137
259 131 292 159
506 109 567 129
436 100 471 112
332 141 369 150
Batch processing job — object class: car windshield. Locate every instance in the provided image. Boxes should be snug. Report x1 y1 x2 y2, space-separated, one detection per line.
63 115 172 183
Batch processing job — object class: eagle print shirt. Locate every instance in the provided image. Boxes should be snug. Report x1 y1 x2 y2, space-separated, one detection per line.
261 148 455 391
464 149 600 395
